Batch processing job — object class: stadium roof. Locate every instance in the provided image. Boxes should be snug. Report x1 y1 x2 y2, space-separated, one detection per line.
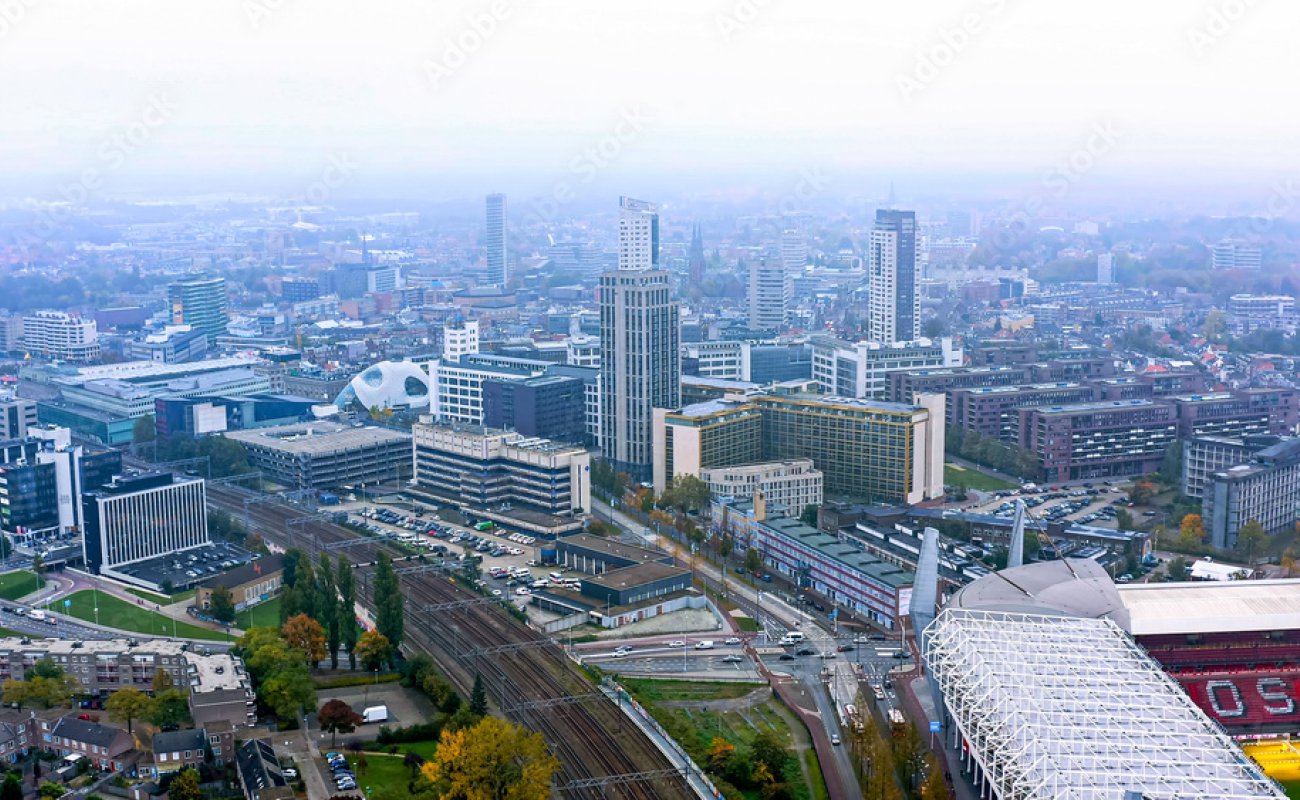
926 609 1286 799
1118 578 1300 636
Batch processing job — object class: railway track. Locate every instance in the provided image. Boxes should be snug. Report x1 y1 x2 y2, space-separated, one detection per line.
207 484 694 800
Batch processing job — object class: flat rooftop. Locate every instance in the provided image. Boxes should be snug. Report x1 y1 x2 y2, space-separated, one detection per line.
224 421 410 455
583 561 690 589
1032 398 1160 415
557 534 670 565
1119 578 1300 636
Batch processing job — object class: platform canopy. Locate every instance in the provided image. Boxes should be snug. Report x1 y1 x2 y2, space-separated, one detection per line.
926 608 1286 799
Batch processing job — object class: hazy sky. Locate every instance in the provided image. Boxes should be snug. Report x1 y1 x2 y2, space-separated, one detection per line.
2 1 1297 205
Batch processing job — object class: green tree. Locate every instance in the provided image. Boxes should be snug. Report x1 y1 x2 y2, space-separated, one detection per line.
1236 519 1268 564
31 553 44 580
718 534 734 560
373 553 404 656
337 556 357 669
920 752 951 799
663 475 711 514
1166 556 1190 582
1158 440 1183 487
469 673 488 717
318 552 340 668
1 774 22 800
585 519 618 537
744 547 763 575
1116 508 1134 531
208 585 236 625
260 664 315 721
37 783 65 800
105 687 153 734
799 505 819 527
132 414 156 445
150 689 191 728
168 768 203 800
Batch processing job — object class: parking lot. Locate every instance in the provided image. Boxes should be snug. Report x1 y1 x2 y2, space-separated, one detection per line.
970 484 1129 527
341 505 585 610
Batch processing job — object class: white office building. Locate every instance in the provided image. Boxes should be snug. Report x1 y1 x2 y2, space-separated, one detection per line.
617 196 659 271
442 320 480 362
747 258 792 331
781 229 808 272
565 334 601 369
22 311 100 362
700 459 823 515
1212 240 1263 270
486 193 509 286
83 472 209 573
868 209 920 344
1097 252 1115 284
811 336 961 399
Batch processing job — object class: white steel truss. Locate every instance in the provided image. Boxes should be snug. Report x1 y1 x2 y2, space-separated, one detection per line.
926 609 1286 799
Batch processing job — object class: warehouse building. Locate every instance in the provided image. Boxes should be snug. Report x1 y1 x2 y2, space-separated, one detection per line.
579 562 693 607
554 534 673 574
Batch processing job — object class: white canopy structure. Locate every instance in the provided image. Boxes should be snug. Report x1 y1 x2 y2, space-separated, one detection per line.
926 608 1285 800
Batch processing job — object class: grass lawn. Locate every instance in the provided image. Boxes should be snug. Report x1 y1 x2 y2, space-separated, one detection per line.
59 590 231 641
364 739 440 760
345 752 412 794
734 615 760 632
1282 780 1300 799
944 463 1017 492
124 586 196 605
0 571 43 602
620 677 763 703
801 747 830 800
236 596 282 630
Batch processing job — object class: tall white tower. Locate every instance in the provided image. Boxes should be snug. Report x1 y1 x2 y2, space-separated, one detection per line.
868 209 919 344
618 196 659 271
748 258 791 331
485 193 508 286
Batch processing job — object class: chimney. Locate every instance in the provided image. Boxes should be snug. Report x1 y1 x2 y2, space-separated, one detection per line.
753 489 766 522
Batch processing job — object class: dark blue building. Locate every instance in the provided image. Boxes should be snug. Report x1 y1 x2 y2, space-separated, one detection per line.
482 375 586 445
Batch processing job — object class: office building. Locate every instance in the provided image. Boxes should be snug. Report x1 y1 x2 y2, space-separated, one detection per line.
950 383 1099 443
126 325 209 364
747 258 791 331
565 334 601 369
0 312 22 355
1182 434 1283 499
21 311 100 362
168 277 229 342
1093 252 1113 284
412 421 590 515
868 209 919 343
427 355 548 424
1018 400 1178 482
601 202 680 478
195 554 284 614
442 320 480 362
617 195 659 271
224 421 411 490
682 340 813 384
699 459 823 514
653 400 765 494
781 228 808 272
1212 239 1263 270
485 193 508 287
1203 438 1300 549
152 395 317 438
482 374 587 445
1169 392 1277 439
0 453 59 538
750 516 914 630
655 393 944 505
1228 293 1297 334
83 472 210 573
279 276 320 303
0 397 36 440
812 336 961 399
887 366 1028 404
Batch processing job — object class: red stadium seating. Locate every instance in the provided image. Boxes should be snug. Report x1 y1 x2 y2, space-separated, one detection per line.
1178 672 1300 728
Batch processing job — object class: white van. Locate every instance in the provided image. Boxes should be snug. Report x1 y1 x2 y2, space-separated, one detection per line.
778 632 805 646
362 705 388 723
694 641 715 650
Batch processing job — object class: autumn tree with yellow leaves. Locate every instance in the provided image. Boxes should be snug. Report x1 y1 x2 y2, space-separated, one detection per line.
421 716 558 800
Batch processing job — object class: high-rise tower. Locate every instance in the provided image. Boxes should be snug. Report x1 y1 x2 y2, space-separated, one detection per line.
486 193 508 286
688 223 706 288
601 197 679 480
868 209 919 343
168 277 229 343
747 257 791 332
